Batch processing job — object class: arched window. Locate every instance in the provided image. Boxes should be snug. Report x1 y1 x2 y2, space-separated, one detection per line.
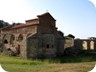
46 44 49 48
3 34 8 44
10 35 15 44
18 34 23 41
27 33 32 37
4 39 8 44
82 41 87 50
90 41 94 50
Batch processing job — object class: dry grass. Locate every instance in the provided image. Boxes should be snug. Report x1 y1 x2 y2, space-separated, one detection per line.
2 62 95 72
0 55 96 72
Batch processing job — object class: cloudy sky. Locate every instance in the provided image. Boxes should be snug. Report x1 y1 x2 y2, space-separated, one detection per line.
0 0 96 39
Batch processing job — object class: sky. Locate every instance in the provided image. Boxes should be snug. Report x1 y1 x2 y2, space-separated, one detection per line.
0 0 96 39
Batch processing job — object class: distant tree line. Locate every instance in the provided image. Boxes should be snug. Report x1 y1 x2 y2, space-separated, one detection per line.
0 20 22 28
0 20 10 28
65 34 75 39
67 34 75 39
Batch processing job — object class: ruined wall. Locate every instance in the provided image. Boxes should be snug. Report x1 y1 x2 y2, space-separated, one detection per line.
64 38 74 48
74 39 96 51
0 25 37 58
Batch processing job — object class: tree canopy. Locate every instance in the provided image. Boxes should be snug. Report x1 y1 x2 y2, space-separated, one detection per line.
67 34 75 39
0 20 22 28
0 20 10 28
12 22 22 25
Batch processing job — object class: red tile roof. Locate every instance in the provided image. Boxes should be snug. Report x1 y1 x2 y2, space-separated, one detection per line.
11 24 38 29
0 23 38 31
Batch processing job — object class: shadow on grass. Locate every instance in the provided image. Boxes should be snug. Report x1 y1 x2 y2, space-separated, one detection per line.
39 54 96 64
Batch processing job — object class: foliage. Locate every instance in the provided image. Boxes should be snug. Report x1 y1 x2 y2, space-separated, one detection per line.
12 22 22 25
0 20 10 28
0 55 96 72
0 20 9 27
0 20 22 28
67 34 75 38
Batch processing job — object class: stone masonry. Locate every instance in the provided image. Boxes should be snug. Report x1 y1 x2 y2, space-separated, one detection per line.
0 12 64 59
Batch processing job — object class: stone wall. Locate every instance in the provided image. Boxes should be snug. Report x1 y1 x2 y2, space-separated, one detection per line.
0 12 65 59
0 25 37 58
64 37 74 48
37 13 57 34
27 33 57 58
74 39 96 51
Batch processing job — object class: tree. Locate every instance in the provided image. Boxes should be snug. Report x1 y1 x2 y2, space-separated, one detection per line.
0 20 10 28
12 22 22 25
67 34 75 39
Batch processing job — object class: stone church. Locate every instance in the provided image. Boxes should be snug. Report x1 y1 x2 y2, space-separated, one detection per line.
0 12 64 59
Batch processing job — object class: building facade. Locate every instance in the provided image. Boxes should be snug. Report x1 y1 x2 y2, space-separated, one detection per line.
0 12 64 59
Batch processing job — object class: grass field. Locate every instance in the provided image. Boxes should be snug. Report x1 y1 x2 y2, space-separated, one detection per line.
0 54 96 72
